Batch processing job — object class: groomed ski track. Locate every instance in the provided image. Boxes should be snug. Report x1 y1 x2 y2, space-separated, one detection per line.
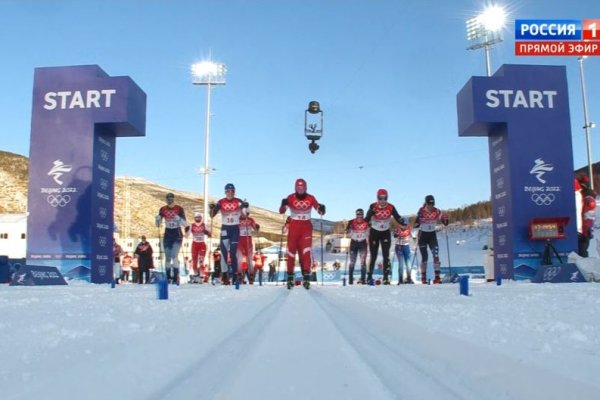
146 285 598 400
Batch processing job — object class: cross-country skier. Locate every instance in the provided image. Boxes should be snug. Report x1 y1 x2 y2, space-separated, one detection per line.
413 195 448 284
189 212 211 283
393 217 414 284
209 183 249 285
238 211 260 284
576 175 597 257
345 208 369 284
156 192 190 284
365 189 403 285
279 178 325 289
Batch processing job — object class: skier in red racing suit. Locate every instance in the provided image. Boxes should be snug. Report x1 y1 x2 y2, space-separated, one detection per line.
279 178 325 289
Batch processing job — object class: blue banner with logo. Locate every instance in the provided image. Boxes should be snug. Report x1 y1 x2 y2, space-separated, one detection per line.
9 265 67 286
531 263 587 283
457 65 577 280
27 65 146 283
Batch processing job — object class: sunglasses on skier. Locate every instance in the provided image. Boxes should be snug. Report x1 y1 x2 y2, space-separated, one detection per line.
377 196 387 201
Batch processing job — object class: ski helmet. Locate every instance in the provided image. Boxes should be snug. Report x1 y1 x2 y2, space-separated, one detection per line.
425 195 435 205
225 183 235 192
166 192 175 199
194 211 203 219
377 189 388 200
295 178 307 194
401 217 409 225
355 208 364 216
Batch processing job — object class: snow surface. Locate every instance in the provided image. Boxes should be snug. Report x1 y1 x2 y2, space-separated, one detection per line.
2 225 600 400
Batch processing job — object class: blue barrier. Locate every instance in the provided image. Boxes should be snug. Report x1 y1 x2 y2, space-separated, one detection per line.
531 263 587 283
9 265 67 286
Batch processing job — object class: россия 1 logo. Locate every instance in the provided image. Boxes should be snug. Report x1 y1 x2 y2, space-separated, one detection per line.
515 19 600 56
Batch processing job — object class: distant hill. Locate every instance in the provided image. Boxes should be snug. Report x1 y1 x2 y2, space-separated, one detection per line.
3 149 597 235
0 150 334 242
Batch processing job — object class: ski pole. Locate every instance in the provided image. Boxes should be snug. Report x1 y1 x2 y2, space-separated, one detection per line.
207 213 214 283
320 214 324 286
277 215 286 286
157 224 165 278
444 225 452 276
256 231 262 285
343 242 349 287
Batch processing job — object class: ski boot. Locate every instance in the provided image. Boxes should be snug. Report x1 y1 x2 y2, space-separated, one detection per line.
397 276 404 285
383 267 391 285
420 262 427 284
348 275 354 285
286 274 294 289
433 269 442 284
405 275 414 284
367 273 374 286
222 272 231 285
358 270 366 285
302 274 310 290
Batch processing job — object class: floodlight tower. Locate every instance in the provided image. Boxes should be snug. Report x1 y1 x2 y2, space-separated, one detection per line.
578 56 596 190
466 5 507 77
191 60 227 221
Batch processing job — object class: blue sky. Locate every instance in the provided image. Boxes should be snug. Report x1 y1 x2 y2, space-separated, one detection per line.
1 0 599 221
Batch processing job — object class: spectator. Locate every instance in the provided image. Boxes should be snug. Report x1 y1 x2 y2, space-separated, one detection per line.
121 252 133 283
134 235 154 284
113 241 123 284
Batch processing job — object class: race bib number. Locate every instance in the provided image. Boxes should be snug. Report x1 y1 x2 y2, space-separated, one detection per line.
351 231 368 241
165 219 179 229
222 213 240 225
373 220 391 231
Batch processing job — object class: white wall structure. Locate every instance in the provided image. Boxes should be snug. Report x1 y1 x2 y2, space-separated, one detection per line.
0 214 27 258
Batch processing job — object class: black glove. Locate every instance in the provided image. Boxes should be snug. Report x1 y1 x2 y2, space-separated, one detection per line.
209 203 216 210
241 201 249 208
393 231 399 238
318 203 326 215
281 198 288 207
255 224 260 231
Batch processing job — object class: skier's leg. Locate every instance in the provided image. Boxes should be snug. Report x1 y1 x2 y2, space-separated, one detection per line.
359 242 368 283
171 239 182 284
395 245 404 284
381 231 392 284
348 243 358 285
367 229 379 282
418 233 429 283
402 245 413 283
300 223 313 289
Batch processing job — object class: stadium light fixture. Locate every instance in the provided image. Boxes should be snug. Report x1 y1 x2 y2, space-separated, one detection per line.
578 56 595 190
191 60 227 220
466 5 507 76
304 101 323 154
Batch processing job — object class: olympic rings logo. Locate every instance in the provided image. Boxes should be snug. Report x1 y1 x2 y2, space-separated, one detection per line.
47 194 71 207
375 209 391 219
543 266 561 281
98 207 108 218
531 193 555 206
100 150 109 162
323 272 336 280
293 200 311 210
100 178 109 190
221 202 239 211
